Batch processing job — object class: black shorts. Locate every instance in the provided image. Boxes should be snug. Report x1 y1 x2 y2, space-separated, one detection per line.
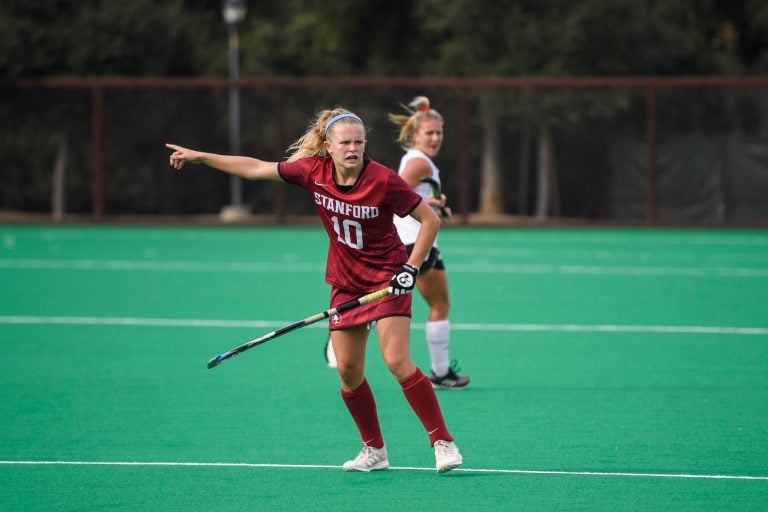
404 244 446 273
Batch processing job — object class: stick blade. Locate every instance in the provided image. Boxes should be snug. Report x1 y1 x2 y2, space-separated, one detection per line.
207 354 225 369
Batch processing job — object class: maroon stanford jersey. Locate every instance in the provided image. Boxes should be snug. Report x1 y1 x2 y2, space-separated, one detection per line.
278 156 421 293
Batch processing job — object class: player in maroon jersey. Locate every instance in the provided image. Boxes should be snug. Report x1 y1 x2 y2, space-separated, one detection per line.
166 107 462 474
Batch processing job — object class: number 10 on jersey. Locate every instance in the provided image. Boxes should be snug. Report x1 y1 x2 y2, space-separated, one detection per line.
331 216 364 249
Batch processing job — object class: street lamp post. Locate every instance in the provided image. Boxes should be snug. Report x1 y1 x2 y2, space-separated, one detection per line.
221 0 249 221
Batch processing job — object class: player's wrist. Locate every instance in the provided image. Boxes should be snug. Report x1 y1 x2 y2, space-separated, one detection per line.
403 263 419 276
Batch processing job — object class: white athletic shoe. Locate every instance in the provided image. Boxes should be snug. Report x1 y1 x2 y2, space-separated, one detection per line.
324 333 337 369
342 444 389 472
434 440 462 473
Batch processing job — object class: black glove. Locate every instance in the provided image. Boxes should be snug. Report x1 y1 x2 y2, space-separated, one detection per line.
389 263 419 295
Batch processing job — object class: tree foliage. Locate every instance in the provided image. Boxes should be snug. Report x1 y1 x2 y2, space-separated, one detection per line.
3 0 768 78
0 0 218 76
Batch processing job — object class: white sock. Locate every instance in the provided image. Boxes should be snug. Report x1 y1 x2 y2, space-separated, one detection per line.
325 333 338 369
426 319 450 377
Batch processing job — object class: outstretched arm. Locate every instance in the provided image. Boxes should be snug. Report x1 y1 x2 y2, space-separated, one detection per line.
165 143 281 181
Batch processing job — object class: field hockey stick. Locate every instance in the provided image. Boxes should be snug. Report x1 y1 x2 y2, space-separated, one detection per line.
420 178 449 218
206 287 390 369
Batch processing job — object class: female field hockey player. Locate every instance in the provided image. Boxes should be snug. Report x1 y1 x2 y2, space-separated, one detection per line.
324 97 470 390
166 108 463 473
389 96 470 389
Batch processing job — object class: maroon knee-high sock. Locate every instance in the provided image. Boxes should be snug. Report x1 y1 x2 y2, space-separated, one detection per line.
341 379 384 448
400 368 453 445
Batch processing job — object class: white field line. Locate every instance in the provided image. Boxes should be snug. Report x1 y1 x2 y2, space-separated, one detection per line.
452 263 768 277
0 316 766 335
0 259 324 272
0 460 766 481
1 258 768 277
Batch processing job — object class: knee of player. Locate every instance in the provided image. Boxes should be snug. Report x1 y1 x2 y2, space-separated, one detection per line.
383 353 414 379
430 300 450 318
337 362 364 385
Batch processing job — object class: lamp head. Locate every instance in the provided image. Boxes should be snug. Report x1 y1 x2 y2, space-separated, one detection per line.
222 0 246 25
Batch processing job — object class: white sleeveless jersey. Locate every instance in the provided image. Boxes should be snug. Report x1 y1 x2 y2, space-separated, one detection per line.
393 149 441 246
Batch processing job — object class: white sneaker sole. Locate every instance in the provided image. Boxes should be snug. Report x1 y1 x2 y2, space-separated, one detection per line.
431 382 469 390
437 459 462 473
342 461 389 472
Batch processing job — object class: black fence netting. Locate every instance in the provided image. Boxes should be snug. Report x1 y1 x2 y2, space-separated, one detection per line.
2 79 767 225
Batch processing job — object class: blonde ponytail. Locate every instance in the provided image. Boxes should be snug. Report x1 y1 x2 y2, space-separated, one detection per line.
388 96 443 150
